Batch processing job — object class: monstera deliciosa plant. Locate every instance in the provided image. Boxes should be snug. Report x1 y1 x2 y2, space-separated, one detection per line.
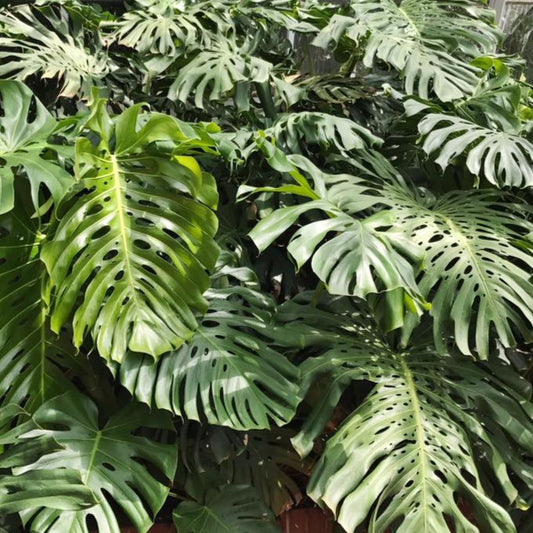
0 0 532 532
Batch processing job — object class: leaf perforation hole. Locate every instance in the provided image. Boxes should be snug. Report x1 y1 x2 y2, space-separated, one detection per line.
85 514 98 531
91 225 111 240
103 249 118 261
156 250 171 262
163 228 179 240
133 239 150 250
142 264 157 275
0 226 10 240
138 199 159 208
102 462 116 472
104 286 115 299
135 217 155 227
434 469 447 484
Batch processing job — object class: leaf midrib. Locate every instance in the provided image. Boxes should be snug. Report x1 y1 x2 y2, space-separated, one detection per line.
444 216 499 320
400 356 429 532
110 154 139 309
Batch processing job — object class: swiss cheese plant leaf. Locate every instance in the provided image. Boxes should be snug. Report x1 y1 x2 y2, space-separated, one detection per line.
168 41 272 109
217 429 307 514
0 4 110 97
182 424 308 514
418 113 533 188
389 185 533 357
173 485 280 533
242 153 426 325
0 209 85 412
105 0 217 56
116 287 301 430
0 81 73 214
13 392 178 533
314 0 499 101
284 298 533 533
42 103 219 362
266 111 382 155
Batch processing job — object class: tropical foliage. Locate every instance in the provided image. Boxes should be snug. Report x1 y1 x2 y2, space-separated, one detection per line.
0 0 531 532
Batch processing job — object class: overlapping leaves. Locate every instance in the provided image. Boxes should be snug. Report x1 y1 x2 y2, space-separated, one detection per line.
183 423 308 515
2 392 177 533
241 151 426 326
314 0 500 101
0 405 97 516
0 209 85 412
0 4 110 97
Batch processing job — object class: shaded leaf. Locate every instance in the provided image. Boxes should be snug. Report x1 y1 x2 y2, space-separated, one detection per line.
15 392 178 533
0 470 96 515
117 287 301 431
173 485 280 533
0 209 83 412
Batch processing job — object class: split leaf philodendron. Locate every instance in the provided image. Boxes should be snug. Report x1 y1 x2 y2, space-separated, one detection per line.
0 1 531 533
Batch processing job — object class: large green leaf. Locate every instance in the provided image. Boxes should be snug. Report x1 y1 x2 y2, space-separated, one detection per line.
117 287 301 430
314 0 499 101
241 153 426 325
0 4 110 97
173 485 280 533
42 103 219 362
389 185 533 357
0 81 73 214
284 298 533 533
418 113 533 188
0 209 85 412
12 392 178 533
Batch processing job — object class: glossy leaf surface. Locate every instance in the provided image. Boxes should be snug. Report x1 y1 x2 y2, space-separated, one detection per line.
42 103 219 361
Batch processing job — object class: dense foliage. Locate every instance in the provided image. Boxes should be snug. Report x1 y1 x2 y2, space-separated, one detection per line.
0 0 532 532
